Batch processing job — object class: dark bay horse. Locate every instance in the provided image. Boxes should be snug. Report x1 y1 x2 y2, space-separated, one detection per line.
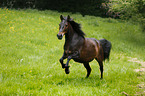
57 15 111 79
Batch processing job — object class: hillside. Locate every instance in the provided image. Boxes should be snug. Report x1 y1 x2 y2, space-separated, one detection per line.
0 8 145 95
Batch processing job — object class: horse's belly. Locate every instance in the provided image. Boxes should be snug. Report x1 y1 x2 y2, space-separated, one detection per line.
73 58 94 63
73 50 96 63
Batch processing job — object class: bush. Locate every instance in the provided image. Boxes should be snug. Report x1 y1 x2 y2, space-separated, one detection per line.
0 0 35 8
106 0 145 31
0 0 109 17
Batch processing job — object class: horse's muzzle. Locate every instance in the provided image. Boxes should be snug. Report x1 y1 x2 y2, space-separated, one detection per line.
57 34 63 40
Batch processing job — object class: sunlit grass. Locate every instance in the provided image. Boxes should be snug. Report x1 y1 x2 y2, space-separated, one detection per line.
0 8 145 95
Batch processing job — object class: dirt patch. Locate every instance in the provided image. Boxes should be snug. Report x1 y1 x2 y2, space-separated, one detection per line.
128 57 145 96
134 68 145 72
128 57 145 72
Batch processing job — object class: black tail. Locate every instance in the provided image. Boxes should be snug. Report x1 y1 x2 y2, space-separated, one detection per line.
99 39 112 61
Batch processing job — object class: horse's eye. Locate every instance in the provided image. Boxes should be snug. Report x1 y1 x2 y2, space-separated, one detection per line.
66 25 68 27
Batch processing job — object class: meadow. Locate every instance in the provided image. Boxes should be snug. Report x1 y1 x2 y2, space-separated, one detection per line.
0 8 145 96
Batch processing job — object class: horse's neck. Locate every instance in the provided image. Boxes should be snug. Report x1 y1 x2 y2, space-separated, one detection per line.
64 29 75 47
64 28 84 50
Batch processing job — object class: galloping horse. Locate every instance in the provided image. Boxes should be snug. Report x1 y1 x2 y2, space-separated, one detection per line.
57 15 111 79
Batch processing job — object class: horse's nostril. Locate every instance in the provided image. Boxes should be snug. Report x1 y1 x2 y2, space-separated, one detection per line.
57 34 63 40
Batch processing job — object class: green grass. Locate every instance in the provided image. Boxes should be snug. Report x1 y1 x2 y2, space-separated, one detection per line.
0 8 145 96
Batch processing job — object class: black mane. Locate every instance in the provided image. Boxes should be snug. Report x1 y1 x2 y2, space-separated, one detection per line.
69 20 86 38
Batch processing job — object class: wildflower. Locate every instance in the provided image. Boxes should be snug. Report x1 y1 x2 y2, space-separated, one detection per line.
20 59 23 62
10 27 14 31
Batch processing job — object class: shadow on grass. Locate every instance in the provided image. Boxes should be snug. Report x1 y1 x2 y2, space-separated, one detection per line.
55 75 107 87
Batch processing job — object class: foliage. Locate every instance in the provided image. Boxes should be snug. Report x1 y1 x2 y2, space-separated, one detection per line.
1 0 144 31
106 0 145 31
0 0 109 16
0 8 145 95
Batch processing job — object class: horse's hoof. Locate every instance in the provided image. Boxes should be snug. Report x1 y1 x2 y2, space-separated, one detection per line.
65 68 70 74
85 76 89 78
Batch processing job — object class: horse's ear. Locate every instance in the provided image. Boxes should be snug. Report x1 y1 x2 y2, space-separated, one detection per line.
60 15 64 20
67 15 73 21
67 15 70 21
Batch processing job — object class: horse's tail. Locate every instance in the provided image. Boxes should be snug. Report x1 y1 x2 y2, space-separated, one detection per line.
99 39 112 61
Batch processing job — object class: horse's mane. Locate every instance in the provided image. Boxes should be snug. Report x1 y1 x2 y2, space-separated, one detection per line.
69 20 86 38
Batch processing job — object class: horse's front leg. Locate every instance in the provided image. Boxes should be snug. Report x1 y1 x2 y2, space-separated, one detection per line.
59 53 67 69
64 56 71 74
59 53 70 74
65 56 72 68
64 51 79 74
65 51 79 68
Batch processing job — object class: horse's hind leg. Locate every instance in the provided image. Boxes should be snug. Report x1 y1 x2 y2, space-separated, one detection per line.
98 61 103 79
95 59 103 79
83 63 91 78
99 61 103 79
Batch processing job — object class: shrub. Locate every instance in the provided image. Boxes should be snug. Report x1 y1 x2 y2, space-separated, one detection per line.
0 0 109 17
106 0 145 31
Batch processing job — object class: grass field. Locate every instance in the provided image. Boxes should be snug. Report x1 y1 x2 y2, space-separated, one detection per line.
0 8 145 96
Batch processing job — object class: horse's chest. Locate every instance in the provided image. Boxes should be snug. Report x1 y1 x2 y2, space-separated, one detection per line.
64 50 72 55
64 47 78 56
64 44 79 55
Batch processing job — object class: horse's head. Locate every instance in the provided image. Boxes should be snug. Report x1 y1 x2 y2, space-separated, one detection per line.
57 15 72 40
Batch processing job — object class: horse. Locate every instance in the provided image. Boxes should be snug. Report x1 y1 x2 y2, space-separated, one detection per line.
57 15 112 79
